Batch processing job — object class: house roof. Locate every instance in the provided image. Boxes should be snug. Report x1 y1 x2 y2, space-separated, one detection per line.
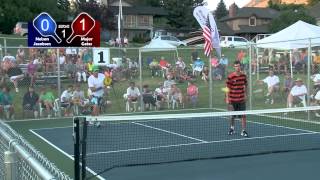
220 7 279 21
109 6 168 16
216 22 234 35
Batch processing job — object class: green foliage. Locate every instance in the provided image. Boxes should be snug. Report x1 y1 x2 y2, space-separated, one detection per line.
308 0 320 6
0 0 69 34
268 9 316 33
162 0 203 29
76 0 115 30
215 0 228 20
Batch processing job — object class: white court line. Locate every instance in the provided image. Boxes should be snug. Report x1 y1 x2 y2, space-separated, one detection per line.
132 122 207 143
5 117 72 123
29 129 105 180
85 132 319 156
213 108 320 134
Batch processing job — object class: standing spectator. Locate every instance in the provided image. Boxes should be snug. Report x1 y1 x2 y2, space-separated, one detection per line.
283 73 294 96
258 70 280 104
65 58 76 79
170 83 183 108
0 86 14 119
226 61 248 137
201 66 209 83
287 78 307 108
175 57 186 78
186 81 198 107
163 74 176 92
16 45 25 64
58 52 66 70
88 67 105 116
191 48 199 63
7 62 24 93
27 60 37 86
219 54 228 78
75 56 87 83
23 86 39 118
124 36 129 47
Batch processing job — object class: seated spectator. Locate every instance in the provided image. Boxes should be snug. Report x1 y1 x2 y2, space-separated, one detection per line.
1 55 15 72
175 57 186 77
149 59 160 78
154 82 168 109
61 85 74 116
192 57 204 76
86 59 94 75
159 57 171 76
0 86 14 119
170 83 183 107
258 70 280 104
6 61 24 93
142 85 156 110
124 36 129 47
23 86 39 118
72 84 90 115
163 74 176 93
287 78 307 108
124 82 140 103
39 86 55 118
103 68 113 88
186 81 198 108
27 60 37 86
109 39 116 46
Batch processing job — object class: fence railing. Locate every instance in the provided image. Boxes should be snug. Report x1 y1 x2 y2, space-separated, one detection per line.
0 120 71 180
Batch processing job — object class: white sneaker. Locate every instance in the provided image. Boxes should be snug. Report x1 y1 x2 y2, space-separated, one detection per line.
315 113 320 117
15 88 19 93
270 99 274 104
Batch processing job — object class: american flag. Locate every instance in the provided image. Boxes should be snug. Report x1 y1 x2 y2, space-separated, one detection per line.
202 17 212 56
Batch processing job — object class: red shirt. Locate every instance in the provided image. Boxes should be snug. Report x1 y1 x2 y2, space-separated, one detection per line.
226 72 247 103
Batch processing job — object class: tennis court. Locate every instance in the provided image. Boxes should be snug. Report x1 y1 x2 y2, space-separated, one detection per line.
29 107 320 180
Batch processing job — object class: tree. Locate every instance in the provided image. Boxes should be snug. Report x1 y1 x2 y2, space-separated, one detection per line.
0 0 68 34
269 9 316 33
162 0 203 29
215 0 228 20
76 0 115 30
308 0 320 6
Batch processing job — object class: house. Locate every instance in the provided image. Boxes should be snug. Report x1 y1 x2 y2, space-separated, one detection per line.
106 0 167 41
245 0 308 8
219 3 280 40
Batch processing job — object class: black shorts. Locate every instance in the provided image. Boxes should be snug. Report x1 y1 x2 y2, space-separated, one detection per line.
231 102 246 118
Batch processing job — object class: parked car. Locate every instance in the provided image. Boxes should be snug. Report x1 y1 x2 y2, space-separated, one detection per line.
153 35 187 46
13 22 28 36
220 36 249 48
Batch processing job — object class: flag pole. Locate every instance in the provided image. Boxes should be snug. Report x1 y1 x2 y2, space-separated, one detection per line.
209 53 213 109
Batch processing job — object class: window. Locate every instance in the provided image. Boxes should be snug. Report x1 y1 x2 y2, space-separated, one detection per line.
138 16 150 26
228 37 232 41
249 16 256 26
124 15 136 28
234 37 247 42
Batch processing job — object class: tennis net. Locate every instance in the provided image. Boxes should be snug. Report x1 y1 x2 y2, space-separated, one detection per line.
74 106 320 179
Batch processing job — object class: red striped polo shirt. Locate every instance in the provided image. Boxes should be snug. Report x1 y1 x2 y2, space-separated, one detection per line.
226 72 247 103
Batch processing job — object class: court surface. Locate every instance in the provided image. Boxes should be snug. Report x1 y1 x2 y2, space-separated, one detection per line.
30 116 320 180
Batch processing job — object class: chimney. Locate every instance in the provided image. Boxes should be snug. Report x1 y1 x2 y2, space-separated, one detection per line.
229 3 237 18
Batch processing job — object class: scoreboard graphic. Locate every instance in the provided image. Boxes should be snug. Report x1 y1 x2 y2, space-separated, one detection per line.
28 12 100 47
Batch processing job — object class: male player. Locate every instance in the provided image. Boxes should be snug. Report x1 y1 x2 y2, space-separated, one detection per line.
88 66 105 116
226 61 248 137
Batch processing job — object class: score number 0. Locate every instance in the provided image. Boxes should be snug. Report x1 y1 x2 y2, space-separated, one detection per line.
93 48 110 65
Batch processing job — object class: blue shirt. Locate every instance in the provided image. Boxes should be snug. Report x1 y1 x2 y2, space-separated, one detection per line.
220 57 228 66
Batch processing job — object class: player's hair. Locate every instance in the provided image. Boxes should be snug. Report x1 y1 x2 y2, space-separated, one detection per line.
234 61 241 66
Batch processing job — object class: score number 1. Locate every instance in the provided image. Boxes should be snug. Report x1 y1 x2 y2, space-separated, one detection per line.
93 48 110 65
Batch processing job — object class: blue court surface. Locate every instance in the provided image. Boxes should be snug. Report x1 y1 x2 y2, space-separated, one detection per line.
30 116 320 180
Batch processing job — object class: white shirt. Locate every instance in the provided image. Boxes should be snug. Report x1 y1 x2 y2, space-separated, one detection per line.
175 60 185 69
59 55 66 65
126 87 140 97
72 90 85 100
312 74 320 85
290 85 307 99
263 75 280 88
61 90 73 103
88 73 105 97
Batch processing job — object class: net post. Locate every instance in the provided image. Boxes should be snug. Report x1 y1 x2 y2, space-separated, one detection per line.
73 117 80 180
81 117 88 179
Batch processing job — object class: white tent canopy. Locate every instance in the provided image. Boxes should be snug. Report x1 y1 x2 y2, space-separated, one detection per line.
140 39 177 52
257 20 320 49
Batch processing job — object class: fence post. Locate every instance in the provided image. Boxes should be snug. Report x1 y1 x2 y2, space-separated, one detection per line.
56 49 62 117
4 151 17 180
4 38 7 55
